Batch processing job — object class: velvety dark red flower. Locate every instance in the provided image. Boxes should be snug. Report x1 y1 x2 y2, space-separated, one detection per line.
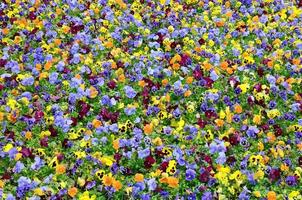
274 127 283 137
107 80 116 89
82 45 91 54
114 153 122 163
154 187 163 193
203 77 214 88
254 83 262 92
156 32 164 45
5 131 15 140
49 125 58 137
63 67 71 74
229 134 239 145
199 170 209 183
170 41 177 49
203 155 212 164
70 117 78 126
100 108 110 121
197 118 207 128
273 125 283 137
159 161 169 172
198 38 205 45
122 167 132 175
109 112 119 123
226 156 237 165
70 24 84 34
34 110 44 121
206 166 214 176
62 139 69 148
269 168 281 181
299 156 302 166
205 110 217 119
20 147 33 158
222 136 229 142
142 78 155 88
143 97 149 108
10 17 17 23
142 87 149 97
2 172 11 180
198 186 207 192
28 12 37 20
247 96 255 105
261 124 270 132
193 67 203 80
155 150 165 158
56 153 64 162
262 58 271 65
78 102 90 119
255 99 266 107
40 137 48 147
0 59 7 67
144 155 156 169
180 54 191 66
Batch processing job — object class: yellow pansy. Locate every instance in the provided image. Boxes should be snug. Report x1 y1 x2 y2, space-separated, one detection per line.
7 98 18 110
238 83 249 94
187 102 195 113
34 188 45 196
100 156 115 167
214 171 229 186
267 109 281 119
74 151 86 159
162 147 173 157
80 139 91 148
79 191 96 200
289 191 300 200
166 160 177 175
95 169 105 180
48 157 59 168
15 153 22 161
254 170 264 180
253 191 261 198
3 143 13 152
225 106 233 123
152 137 162 146
151 169 162 178
230 170 245 183
219 110 226 119
77 177 86 187
40 130 51 138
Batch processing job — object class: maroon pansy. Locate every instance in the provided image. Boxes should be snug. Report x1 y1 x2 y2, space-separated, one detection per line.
40 137 48 147
144 155 156 169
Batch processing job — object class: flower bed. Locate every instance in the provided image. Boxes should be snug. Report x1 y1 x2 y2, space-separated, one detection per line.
0 0 302 199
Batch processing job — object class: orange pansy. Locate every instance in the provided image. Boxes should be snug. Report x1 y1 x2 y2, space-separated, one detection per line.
134 174 144 182
68 187 78 198
112 180 122 191
103 175 113 186
267 191 276 200
56 164 66 174
113 139 119 151
144 123 153 135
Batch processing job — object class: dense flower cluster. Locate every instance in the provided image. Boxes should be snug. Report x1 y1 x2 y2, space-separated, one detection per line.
0 0 302 199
